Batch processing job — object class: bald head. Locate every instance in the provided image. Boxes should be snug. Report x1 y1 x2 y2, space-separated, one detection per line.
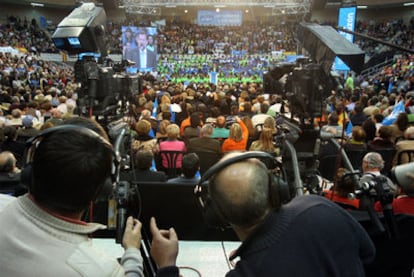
209 152 271 228
0 151 17 173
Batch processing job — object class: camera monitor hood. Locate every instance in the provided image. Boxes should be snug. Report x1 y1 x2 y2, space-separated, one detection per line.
52 3 107 55
297 22 365 74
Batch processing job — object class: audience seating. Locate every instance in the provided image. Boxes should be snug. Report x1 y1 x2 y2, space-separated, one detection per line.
155 150 184 178
190 150 222 176
345 149 367 172
396 149 414 165
374 148 396 175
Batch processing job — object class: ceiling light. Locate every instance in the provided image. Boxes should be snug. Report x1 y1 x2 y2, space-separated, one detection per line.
31 2 44 7
403 2 414 6
357 5 367 9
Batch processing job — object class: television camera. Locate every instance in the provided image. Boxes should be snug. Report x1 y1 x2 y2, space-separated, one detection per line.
52 3 142 119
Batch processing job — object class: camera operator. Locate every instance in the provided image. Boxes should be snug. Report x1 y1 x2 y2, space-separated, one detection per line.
0 117 144 277
360 152 397 194
150 152 375 276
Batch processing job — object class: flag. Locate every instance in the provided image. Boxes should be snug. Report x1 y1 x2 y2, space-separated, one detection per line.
152 97 158 118
382 100 405 126
345 120 353 137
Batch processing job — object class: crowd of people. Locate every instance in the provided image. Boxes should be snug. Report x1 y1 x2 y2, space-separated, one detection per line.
0 10 413 277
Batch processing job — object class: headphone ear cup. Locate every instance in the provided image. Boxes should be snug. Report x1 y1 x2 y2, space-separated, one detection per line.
269 173 291 208
20 163 33 191
202 193 229 229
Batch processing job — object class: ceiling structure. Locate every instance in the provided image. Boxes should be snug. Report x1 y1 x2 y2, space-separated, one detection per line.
119 0 311 15
1 0 411 15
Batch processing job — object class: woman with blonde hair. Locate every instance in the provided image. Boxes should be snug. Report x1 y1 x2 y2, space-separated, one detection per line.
157 124 187 175
156 119 171 142
131 119 157 153
221 116 248 153
249 127 279 155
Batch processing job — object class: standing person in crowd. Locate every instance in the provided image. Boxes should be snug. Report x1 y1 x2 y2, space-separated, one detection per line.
0 117 145 276
222 116 248 153
150 152 375 276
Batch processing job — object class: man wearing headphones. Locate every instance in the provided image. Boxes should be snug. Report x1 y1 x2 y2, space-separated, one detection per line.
151 151 375 276
0 117 144 277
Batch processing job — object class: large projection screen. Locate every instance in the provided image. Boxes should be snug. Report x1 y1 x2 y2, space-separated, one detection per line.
122 26 158 73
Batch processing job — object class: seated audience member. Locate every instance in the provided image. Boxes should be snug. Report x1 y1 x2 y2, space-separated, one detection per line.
242 116 258 148
157 124 186 170
211 115 229 139
362 119 377 143
183 112 202 141
323 168 360 210
320 112 343 138
392 126 414 166
222 116 248 153
167 153 200 184
150 152 375 276
132 119 157 153
124 150 167 183
249 128 279 156
156 120 171 142
0 126 25 167
344 126 367 151
350 102 367 126
17 115 40 141
0 117 144 276
45 108 64 126
368 125 395 150
251 103 271 128
374 172 414 215
372 113 384 132
390 112 408 143
6 108 23 127
0 151 25 196
187 124 221 154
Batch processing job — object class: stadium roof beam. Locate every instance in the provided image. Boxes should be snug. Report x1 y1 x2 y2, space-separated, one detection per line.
120 0 312 13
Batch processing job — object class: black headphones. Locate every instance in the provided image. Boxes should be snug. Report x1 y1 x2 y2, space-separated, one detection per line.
194 151 291 229
21 124 115 201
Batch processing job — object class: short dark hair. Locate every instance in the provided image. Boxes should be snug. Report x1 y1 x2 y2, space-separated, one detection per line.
190 112 201 128
181 153 199 178
135 150 153 170
31 118 113 213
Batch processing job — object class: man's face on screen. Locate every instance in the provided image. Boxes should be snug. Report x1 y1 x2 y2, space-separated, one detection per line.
136 34 148 50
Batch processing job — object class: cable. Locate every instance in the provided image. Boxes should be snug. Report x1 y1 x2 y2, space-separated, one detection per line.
221 241 233 271
178 266 202 277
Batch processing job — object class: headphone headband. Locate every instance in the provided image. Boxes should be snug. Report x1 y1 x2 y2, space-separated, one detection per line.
199 151 276 186
195 151 289 229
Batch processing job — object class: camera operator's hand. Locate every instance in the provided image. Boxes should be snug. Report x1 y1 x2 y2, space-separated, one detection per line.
150 217 178 268
122 216 142 250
